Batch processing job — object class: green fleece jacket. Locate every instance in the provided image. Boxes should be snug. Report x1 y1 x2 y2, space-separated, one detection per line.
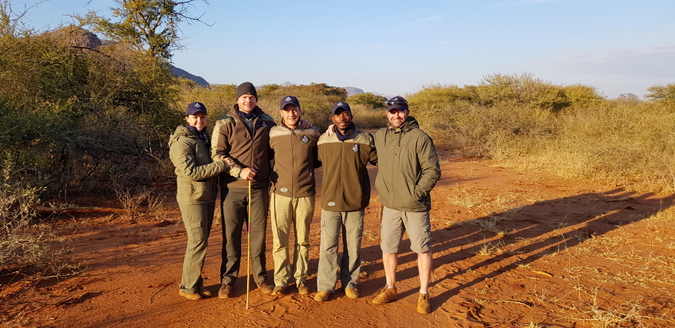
269 122 321 198
169 125 227 205
374 116 441 212
317 126 377 212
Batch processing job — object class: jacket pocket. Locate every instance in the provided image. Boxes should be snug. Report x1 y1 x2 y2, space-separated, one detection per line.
188 179 216 203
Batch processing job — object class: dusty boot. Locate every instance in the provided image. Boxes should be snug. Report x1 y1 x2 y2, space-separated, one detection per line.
372 286 397 304
417 293 431 314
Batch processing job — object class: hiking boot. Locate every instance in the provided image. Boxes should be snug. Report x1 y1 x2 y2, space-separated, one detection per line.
314 291 330 302
271 286 286 296
297 283 309 295
198 285 212 298
372 287 397 304
179 290 201 301
345 288 359 299
417 293 431 314
218 285 233 299
257 280 274 294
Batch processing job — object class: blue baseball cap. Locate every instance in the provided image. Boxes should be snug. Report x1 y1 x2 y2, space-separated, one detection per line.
185 102 207 115
331 101 352 115
386 96 408 112
280 95 300 109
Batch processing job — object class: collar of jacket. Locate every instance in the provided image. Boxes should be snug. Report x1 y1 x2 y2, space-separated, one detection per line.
334 122 356 141
232 104 263 120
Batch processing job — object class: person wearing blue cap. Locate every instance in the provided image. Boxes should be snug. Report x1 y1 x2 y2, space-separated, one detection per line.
314 101 377 302
371 96 441 314
268 96 321 296
169 102 230 300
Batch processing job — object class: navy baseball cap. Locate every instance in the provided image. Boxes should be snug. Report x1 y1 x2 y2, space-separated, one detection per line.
386 96 408 112
280 95 300 109
331 101 352 115
185 102 207 115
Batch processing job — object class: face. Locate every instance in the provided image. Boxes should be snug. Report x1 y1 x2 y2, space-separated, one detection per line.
186 112 207 131
237 94 257 114
387 109 409 128
280 105 301 128
331 109 352 132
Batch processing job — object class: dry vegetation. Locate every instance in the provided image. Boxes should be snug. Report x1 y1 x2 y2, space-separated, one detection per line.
1 7 675 326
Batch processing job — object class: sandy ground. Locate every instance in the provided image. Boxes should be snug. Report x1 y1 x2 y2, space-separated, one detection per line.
2 153 674 327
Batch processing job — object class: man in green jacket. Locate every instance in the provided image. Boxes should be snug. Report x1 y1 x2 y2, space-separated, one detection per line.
314 101 377 302
211 82 276 298
268 96 321 296
371 96 441 314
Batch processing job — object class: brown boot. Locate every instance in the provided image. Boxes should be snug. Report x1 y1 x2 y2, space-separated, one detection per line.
218 285 233 299
271 286 286 296
256 280 274 294
345 288 359 299
417 293 431 314
297 283 310 295
372 286 397 304
313 291 330 302
179 290 201 301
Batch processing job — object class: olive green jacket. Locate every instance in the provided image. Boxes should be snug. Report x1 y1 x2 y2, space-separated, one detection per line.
317 126 377 212
169 125 227 205
374 116 441 212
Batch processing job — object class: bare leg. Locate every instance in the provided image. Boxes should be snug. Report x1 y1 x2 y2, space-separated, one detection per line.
383 252 398 287
417 251 432 293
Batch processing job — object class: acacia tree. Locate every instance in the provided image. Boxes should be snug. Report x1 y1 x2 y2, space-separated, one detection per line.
645 84 675 103
83 0 208 61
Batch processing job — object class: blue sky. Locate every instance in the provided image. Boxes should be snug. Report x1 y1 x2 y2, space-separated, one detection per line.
18 0 675 98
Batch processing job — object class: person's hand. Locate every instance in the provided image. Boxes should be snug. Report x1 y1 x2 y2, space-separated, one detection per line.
221 156 235 167
239 167 257 181
299 119 313 128
325 124 335 137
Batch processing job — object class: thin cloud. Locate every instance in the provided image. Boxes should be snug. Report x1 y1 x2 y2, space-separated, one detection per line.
557 44 675 79
407 14 445 26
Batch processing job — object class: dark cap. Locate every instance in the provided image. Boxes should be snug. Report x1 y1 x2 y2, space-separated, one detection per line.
386 96 409 112
331 101 352 115
280 95 300 109
185 102 207 115
236 82 258 100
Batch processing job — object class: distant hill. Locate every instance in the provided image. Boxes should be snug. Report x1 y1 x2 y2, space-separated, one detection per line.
170 66 210 87
45 26 210 87
344 86 364 96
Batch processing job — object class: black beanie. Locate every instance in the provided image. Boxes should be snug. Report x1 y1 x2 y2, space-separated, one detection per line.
236 82 257 100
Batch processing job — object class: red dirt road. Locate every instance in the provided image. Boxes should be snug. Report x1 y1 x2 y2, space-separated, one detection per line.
2 154 674 327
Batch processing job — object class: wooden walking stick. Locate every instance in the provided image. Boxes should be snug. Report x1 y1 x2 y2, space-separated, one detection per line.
246 179 252 310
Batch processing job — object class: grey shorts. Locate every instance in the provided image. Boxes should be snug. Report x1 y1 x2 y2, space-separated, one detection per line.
380 206 431 254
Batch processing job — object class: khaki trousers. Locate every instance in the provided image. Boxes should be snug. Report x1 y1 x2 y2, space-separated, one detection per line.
178 201 215 294
270 193 315 287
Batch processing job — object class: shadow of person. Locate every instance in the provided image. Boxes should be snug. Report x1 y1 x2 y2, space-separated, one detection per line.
360 187 674 314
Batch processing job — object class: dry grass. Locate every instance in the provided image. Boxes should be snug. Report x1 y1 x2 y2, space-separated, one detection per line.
476 240 506 256
114 188 166 219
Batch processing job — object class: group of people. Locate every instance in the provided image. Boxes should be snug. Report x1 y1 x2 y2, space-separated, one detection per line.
168 82 441 314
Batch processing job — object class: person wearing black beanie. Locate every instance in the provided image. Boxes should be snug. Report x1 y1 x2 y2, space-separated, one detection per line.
236 81 258 100
211 82 276 298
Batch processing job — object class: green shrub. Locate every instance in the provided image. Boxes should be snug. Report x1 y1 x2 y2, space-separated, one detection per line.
347 92 387 109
